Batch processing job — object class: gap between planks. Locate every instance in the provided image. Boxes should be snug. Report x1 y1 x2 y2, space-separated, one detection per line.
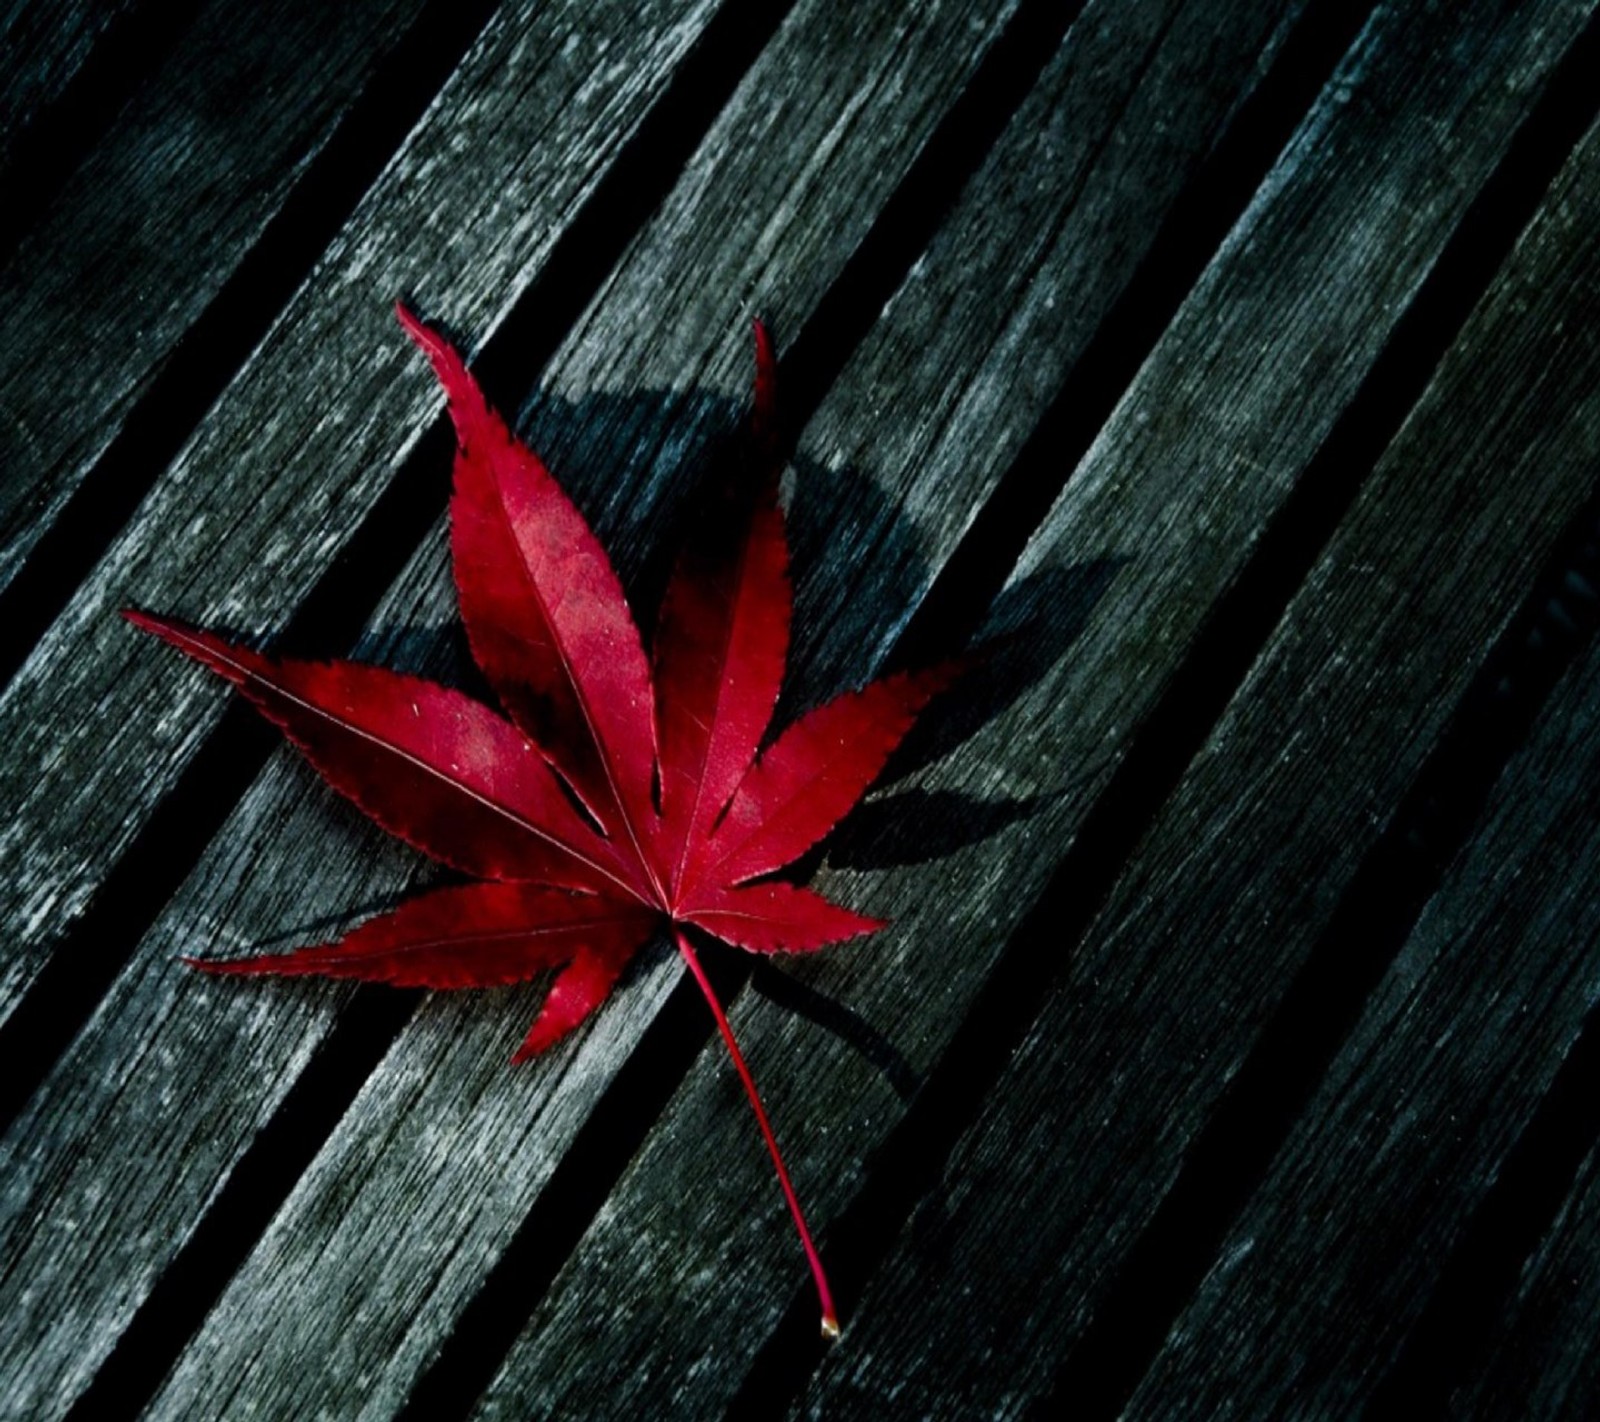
0 0 200 264
1117 342 1600 1416
1362 515 1600 1415
1442 1054 1600 1418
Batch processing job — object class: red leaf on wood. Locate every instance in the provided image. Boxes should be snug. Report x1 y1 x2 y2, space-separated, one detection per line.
127 306 958 1337
122 612 640 897
181 881 653 990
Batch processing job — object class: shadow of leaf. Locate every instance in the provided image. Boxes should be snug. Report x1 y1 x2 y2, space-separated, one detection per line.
886 554 1125 782
828 787 1046 871
748 960 920 1102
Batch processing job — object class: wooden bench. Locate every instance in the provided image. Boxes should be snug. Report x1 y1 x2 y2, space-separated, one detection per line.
3 0 1600 1415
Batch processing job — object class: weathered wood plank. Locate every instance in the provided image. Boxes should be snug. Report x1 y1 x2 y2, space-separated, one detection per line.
469 2 1598 1417
0 2 731 1413
0 1 1040 1416
0 0 727 1030
0 0 141 175
1451 1139 1600 1418
0 0 453 595
1113 125 1600 1418
795 41 1600 1422
136 2 1325 1415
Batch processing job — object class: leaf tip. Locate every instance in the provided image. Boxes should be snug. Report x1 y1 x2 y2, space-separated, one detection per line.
395 300 447 362
179 954 234 975
751 317 777 437
121 607 197 655
510 1021 558 1064
121 606 162 635
395 302 491 447
751 314 774 363
181 951 292 977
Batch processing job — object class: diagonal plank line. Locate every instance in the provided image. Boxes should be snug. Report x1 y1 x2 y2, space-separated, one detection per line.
60 986 423 1422
1046 487 1600 1422
775 0 1085 437
891 0 1377 672
616 0 1087 639
394 936 738 1422
1035 13 1600 1416
1369 970 1600 1416
1361 537 1600 1417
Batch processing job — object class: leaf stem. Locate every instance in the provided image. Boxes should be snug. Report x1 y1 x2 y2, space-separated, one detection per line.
673 926 840 1340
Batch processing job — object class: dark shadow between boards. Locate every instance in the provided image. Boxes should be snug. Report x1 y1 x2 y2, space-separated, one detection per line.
0 0 511 693
0 0 205 270
1032 9 1600 1418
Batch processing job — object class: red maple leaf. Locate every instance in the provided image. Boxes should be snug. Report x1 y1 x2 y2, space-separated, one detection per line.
126 305 954 1337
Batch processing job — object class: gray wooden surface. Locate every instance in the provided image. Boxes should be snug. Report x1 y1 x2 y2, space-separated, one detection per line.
1455 1129 1600 1418
3 0 1600 1417
0 0 139 177
0 0 432 596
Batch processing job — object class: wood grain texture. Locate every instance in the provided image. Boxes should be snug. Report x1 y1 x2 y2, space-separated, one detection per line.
138 0 1058 1413
0 0 141 174
0 0 433 592
796 24 1600 1421
0 0 724 1030
0 2 727 1414
781 0 1308 704
470 1 1593 1416
1116 109 1600 1421
1452 1138 1600 1419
